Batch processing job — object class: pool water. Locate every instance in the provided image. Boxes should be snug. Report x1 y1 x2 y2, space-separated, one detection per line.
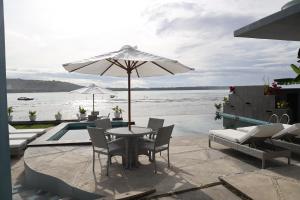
48 121 132 141
59 129 89 141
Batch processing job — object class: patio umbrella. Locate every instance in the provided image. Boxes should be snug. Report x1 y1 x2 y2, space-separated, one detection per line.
63 45 194 129
71 83 112 112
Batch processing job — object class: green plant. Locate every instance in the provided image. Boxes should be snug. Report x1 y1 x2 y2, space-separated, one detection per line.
79 106 86 114
29 110 37 117
223 97 229 103
112 106 123 113
214 103 222 110
7 106 13 116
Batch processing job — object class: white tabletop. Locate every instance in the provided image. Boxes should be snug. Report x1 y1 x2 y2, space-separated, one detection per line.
106 126 152 137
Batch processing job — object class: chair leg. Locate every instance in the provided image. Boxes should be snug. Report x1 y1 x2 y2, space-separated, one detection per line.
148 151 152 162
154 152 157 174
107 155 110 176
168 149 170 168
92 151 95 171
262 159 265 169
160 152 161 156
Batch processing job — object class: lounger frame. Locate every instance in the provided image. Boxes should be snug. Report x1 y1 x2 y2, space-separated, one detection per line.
209 135 291 168
271 139 300 154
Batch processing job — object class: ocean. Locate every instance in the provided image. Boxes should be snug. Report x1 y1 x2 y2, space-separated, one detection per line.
7 90 228 136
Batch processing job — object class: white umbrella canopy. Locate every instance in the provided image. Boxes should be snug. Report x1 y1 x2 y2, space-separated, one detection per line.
71 83 112 94
71 84 113 112
63 45 194 129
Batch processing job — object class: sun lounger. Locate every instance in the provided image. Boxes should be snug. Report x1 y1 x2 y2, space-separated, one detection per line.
209 123 291 168
9 133 38 141
10 139 27 156
9 125 46 135
270 123 300 154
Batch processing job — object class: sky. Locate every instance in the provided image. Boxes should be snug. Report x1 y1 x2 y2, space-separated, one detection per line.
3 0 300 88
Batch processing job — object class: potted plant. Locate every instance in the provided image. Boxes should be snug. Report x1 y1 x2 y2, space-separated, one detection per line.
55 111 62 121
112 106 123 118
29 110 37 121
78 106 87 120
7 106 13 122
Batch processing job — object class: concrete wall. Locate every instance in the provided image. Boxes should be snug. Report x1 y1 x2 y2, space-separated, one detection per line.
223 85 290 123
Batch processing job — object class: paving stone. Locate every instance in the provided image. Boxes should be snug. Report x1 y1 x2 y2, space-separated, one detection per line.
15 136 300 199
221 166 300 200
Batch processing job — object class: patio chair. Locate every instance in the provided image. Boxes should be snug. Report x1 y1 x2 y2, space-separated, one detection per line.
139 125 174 173
95 118 113 140
270 123 300 154
87 127 125 176
146 118 164 139
209 123 291 168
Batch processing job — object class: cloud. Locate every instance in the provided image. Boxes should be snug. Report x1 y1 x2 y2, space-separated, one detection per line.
4 0 298 87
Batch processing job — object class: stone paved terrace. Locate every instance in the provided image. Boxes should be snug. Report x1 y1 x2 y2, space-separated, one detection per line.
11 135 300 199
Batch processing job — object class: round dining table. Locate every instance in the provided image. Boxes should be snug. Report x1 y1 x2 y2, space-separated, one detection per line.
106 126 152 169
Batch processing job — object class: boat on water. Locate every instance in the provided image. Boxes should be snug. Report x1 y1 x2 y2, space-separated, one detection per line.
17 97 34 101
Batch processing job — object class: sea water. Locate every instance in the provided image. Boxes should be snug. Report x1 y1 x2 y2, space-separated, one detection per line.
7 90 227 136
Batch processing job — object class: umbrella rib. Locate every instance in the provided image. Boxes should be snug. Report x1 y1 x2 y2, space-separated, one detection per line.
132 61 147 70
151 61 174 75
68 60 100 72
135 68 140 78
113 59 127 69
106 59 127 70
100 63 114 76
130 61 138 69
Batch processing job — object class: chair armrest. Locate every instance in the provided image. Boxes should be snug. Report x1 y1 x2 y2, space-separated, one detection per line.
108 137 125 147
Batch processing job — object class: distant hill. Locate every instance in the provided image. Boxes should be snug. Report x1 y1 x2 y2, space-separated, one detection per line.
6 78 228 93
7 79 83 93
108 86 228 91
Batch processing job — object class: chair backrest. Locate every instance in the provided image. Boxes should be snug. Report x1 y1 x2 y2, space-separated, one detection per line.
147 118 164 131
95 118 112 130
87 127 108 149
155 125 174 147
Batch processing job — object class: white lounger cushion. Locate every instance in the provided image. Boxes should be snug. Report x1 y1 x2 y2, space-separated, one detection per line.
10 139 27 148
9 125 45 134
272 123 300 139
210 123 284 144
237 124 291 133
9 133 37 140
209 129 250 143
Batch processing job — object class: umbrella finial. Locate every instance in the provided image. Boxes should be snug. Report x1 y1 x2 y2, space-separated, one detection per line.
121 45 137 50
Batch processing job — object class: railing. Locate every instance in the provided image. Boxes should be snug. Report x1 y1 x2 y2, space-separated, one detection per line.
268 114 279 123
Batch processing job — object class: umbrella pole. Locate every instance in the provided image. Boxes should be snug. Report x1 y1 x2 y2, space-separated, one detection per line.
128 71 131 130
92 94 94 113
